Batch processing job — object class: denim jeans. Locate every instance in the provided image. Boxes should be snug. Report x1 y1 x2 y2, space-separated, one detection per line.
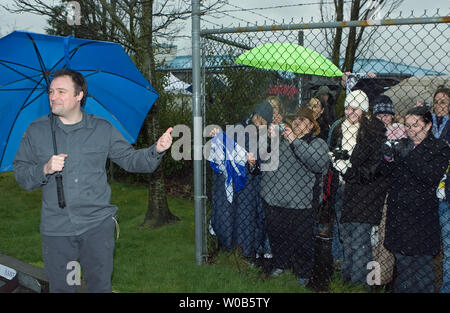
331 185 344 262
340 222 373 285
393 253 434 293
438 200 450 293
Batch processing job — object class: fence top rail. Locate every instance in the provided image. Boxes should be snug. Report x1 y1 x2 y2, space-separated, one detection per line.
200 16 450 36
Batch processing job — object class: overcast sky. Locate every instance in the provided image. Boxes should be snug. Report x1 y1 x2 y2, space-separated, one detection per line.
0 0 448 56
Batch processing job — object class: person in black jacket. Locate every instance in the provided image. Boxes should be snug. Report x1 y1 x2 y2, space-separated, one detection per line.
315 85 336 127
383 106 450 293
430 87 450 293
329 90 387 288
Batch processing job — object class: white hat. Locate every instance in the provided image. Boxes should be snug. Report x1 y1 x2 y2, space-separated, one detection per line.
345 90 369 113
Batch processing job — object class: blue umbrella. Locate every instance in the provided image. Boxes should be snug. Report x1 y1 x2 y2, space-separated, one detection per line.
0 30 159 172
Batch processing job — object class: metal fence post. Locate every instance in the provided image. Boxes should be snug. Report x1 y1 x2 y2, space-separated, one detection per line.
298 30 304 107
192 0 204 266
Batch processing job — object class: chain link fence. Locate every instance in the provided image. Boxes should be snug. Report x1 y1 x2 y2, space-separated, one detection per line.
200 10 450 292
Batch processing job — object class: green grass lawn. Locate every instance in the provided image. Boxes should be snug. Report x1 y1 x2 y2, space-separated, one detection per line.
0 171 367 293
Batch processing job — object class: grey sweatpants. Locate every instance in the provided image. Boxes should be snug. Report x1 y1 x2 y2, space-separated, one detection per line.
41 216 116 293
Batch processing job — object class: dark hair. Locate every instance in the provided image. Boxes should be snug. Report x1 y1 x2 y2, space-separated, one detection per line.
51 69 88 106
406 106 433 124
433 86 450 100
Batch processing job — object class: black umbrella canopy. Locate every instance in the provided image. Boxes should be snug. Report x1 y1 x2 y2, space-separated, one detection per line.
351 77 400 109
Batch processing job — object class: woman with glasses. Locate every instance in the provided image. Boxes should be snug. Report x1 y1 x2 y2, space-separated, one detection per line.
431 87 450 293
383 106 450 293
432 87 450 143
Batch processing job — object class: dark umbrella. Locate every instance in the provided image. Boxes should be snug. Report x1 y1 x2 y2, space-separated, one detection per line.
0 31 159 207
351 77 400 109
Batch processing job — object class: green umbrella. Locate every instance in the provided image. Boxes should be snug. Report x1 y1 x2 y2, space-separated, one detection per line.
235 42 343 77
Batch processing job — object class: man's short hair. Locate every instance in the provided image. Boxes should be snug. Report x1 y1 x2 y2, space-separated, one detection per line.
51 69 88 107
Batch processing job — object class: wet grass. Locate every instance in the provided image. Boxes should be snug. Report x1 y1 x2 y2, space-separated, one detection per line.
0 171 368 293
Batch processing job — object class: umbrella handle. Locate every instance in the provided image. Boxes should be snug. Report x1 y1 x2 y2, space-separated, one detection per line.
49 113 65 209
55 173 66 209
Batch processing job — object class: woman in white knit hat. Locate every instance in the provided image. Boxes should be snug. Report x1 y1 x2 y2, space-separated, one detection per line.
327 89 387 289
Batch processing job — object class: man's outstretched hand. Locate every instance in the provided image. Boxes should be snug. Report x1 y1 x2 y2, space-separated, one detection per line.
156 127 173 153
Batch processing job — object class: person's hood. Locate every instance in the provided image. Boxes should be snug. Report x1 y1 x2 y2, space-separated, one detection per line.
316 85 333 97
253 100 273 125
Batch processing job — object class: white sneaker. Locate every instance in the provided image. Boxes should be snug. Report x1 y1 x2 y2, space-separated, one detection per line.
270 268 284 277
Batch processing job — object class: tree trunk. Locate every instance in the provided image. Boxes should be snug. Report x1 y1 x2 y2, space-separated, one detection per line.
343 0 361 73
331 0 344 67
333 0 362 118
140 0 179 228
331 0 345 118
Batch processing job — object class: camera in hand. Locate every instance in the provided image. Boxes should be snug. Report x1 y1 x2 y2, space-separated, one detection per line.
278 119 292 132
382 138 414 161
332 148 350 160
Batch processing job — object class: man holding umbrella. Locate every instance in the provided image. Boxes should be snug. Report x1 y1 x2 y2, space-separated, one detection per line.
13 69 173 293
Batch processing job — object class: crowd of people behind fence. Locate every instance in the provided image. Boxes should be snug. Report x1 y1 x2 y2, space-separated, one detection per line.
208 77 450 293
